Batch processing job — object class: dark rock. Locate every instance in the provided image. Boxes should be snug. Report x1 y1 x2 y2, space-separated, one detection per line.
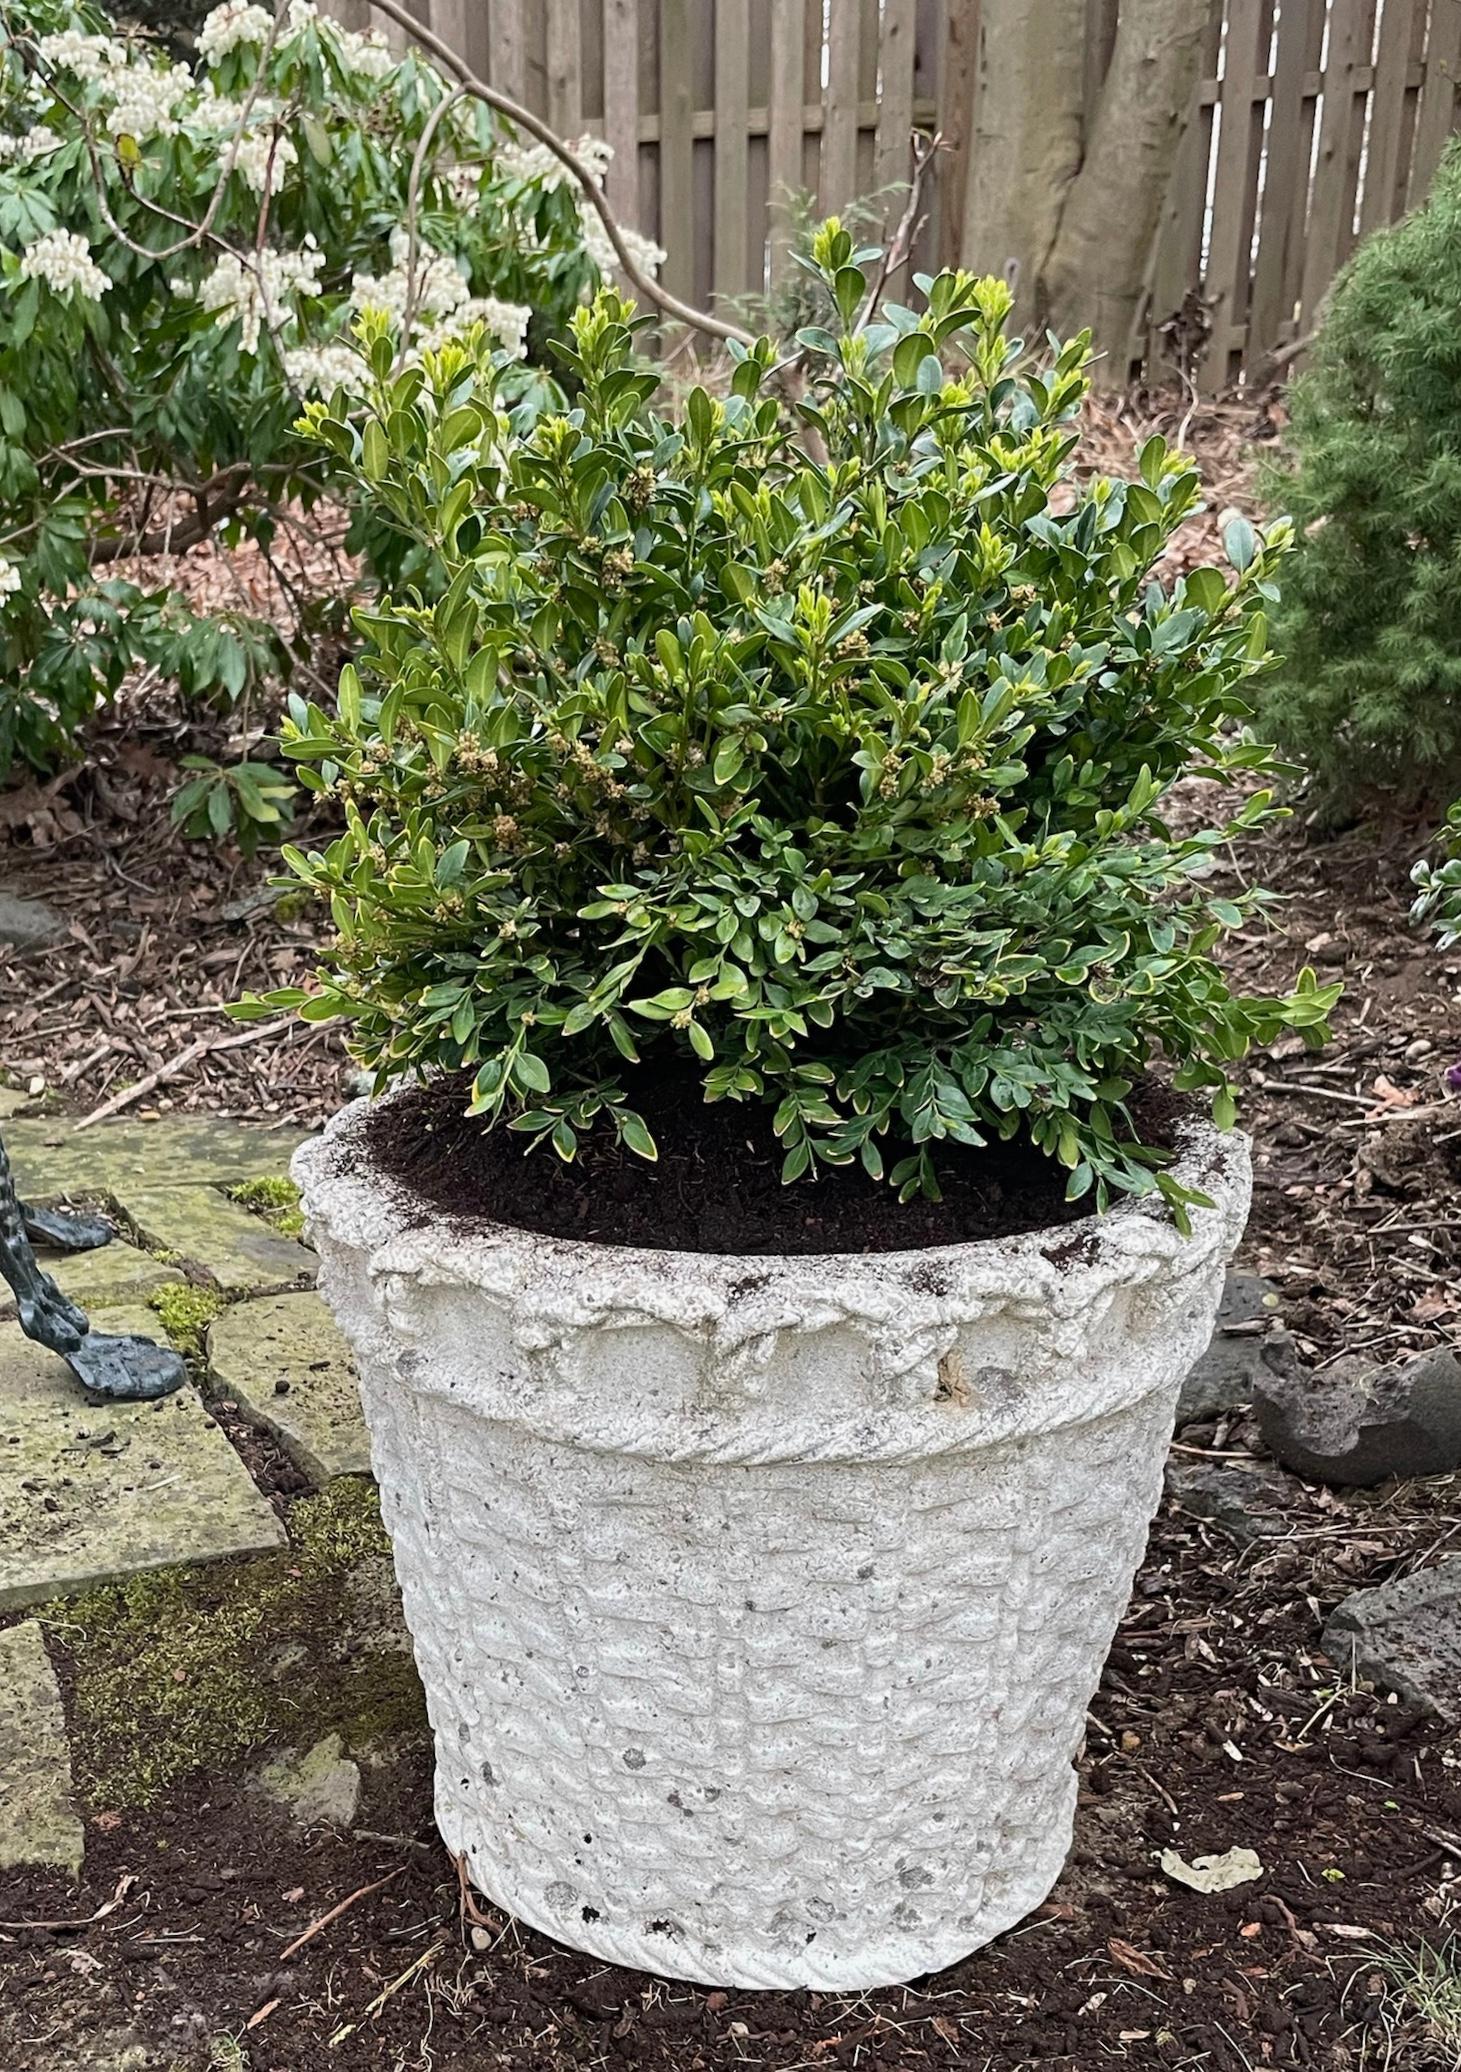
1165 1459 1291 1541
0 890 65 949
1255 1343 1461 1486
1322 1560 1461 1719
1176 1270 1290 1425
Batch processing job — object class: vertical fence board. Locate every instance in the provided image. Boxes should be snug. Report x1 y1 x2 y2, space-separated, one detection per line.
936 0 980 265
547 0 584 132
823 0 863 212
768 0 807 283
657 0 695 305
1248 0 1316 364
1412 0 1461 198
426 0 467 63
1336 0 1381 268
1276 0 1329 350
1203 0 1266 388
715 0 753 303
876 0 918 217
1362 0 1420 232
602 0 642 218
493 0 528 103
855 0 880 201
801 0 823 205
1300 0 1368 320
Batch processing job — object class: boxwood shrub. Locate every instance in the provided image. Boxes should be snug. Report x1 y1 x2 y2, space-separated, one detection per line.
241 225 1338 1218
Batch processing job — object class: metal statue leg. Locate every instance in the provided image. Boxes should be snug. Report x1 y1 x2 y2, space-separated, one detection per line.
0 1131 86 1352
0 1127 187 1401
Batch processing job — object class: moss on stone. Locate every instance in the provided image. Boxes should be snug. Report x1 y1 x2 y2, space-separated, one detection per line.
227 1175 306 1241
45 1480 424 1810
147 1281 226 1357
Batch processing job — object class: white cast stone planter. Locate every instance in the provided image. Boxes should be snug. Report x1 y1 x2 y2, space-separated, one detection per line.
295 1101 1250 1991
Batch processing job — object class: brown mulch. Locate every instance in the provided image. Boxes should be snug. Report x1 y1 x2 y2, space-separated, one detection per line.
1 1465 1458 2071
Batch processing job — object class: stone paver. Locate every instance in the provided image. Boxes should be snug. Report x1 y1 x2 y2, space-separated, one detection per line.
4 1115 308 1200
0 1305 285 1611
46 1238 176 1308
0 1620 85 1878
121 1185 314 1294
207 1290 369 1484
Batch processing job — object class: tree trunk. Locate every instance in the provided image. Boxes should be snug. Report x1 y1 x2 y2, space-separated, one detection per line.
1039 0 1211 359
960 0 1087 315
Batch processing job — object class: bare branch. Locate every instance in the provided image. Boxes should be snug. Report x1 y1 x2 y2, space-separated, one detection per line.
360 0 756 350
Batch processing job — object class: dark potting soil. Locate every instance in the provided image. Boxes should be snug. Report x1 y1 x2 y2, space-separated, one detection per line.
364 1067 1193 1257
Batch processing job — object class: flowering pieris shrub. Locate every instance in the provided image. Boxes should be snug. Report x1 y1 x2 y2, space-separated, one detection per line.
0 0 649 791
239 235 1339 1213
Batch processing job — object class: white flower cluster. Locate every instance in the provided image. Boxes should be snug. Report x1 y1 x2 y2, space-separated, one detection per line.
346 230 530 361
281 341 364 396
35 31 127 83
487 131 664 290
331 25 395 81
196 2 274 63
580 213 666 289
231 124 298 196
494 132 613 193
0 555 22 602
0 127 60 166
19 229 111 302
190 238 324 355
106 60 191 144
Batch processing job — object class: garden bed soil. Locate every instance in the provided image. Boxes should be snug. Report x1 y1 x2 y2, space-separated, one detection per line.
364 1067 1189 1255
3 1465 1460 2071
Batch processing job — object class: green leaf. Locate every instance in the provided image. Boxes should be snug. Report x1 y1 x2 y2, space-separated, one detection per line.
1222 514 1257 573
619 1111 658 1161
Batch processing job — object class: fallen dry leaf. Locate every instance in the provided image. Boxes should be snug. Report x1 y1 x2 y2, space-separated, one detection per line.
1108 1936 1175 1981
1159 1846 1264 1894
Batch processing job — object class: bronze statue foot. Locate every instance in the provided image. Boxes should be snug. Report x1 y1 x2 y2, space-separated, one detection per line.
24 1201 114 1252
15 1269 89 1355
66 1331 189 1402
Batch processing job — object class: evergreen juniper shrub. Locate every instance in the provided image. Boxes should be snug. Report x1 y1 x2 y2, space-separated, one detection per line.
240 224 1338 1223
1259 141 1461 813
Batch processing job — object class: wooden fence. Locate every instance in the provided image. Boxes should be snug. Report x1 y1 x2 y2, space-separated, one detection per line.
334 0 1461 391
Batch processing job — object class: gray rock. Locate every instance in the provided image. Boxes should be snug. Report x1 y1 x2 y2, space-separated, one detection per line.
258 1732 362 1829
1165 1459 1291 1541
1255 1343 1461 1486
0 888 65 949
1176 1270 1289 1425
1323 1560 1461 1719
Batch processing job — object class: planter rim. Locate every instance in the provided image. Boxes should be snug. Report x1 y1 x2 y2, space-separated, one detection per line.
297 1088 1242 1281
295 1097 1249 1467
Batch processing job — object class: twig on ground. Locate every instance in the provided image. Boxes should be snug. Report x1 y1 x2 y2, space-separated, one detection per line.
275 1868 403 1966
75 1014 294 1129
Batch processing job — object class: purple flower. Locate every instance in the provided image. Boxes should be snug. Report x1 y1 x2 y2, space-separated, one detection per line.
1447 1060 1461 1093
